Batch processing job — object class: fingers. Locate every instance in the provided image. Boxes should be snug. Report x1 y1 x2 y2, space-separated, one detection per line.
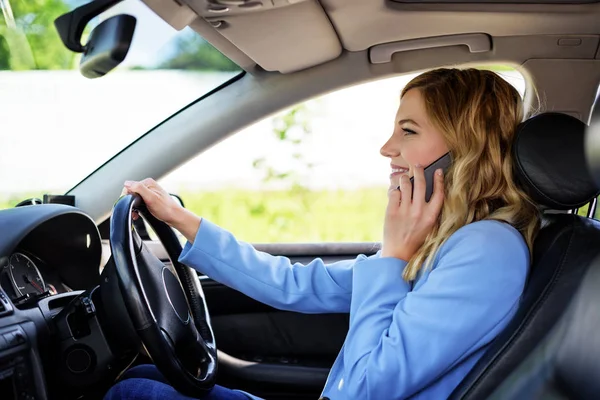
398 175 412 214
140 177 158 190
412 164 425 205
387 183 402 213
427 169 445 217
122 179 162 221
124 180 154 202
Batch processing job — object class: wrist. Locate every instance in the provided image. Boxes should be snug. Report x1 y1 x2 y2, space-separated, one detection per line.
169 206 202 244
168 205 191 228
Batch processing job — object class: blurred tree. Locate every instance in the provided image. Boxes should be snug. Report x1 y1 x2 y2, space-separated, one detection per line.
0 36 9 69
0 0 76 70
158 32 238 71
250 104 316 229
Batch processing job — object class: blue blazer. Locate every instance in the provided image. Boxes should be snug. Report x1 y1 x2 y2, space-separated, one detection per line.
179 219 529 400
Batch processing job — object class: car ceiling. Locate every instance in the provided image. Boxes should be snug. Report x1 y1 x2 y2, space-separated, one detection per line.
142 0 600 74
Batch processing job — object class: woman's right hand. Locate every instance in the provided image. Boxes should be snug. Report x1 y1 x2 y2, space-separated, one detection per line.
122 178 182 226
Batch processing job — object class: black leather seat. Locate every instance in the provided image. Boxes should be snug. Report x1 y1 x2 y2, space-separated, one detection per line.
487 248 600 399
449 113 600 400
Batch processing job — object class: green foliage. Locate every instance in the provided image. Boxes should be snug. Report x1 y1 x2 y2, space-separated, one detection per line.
0 35 9 69
253 104 313 186
576 199 599 218
248 104 318 228
158 33 239 71
0 0 76 70
0 188 387 243
478 65 518 72
180 188 387 243
0 192 45 209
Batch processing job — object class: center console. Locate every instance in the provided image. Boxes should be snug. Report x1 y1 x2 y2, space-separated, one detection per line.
0 288 47 400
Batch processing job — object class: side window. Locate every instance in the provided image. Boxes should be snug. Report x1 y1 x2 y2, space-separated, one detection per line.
160 67 526 243
576 197 599 219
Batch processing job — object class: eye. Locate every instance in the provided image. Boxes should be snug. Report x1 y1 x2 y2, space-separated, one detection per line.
402 128 417 135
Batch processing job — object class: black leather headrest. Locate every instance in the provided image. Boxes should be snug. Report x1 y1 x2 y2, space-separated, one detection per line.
513 113 599 210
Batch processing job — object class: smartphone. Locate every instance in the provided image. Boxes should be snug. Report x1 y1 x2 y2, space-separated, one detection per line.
410 152 452 202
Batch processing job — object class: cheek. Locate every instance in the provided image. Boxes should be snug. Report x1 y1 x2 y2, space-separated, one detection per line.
401 144 428 166
403 138 448 167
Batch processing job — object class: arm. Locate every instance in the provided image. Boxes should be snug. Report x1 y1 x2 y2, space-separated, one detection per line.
121 180 366 313
340 221 529 399
178 218 379 313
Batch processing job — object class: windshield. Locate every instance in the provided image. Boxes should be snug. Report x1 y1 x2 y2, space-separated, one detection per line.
0 0 241 209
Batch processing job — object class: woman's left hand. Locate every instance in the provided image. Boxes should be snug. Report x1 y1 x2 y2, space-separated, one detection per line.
381 164 445 260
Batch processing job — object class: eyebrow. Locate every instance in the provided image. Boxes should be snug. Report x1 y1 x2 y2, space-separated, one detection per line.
398 118 421 127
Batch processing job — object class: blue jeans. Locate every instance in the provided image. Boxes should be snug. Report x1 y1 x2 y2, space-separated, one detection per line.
103 365 251 400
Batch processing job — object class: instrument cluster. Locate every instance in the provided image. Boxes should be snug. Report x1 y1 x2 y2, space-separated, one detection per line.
0 252 64 303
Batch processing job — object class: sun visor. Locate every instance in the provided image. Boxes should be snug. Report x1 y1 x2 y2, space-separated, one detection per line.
181 0 342 73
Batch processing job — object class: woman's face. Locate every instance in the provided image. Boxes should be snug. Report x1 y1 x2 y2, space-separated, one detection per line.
380 88 449 188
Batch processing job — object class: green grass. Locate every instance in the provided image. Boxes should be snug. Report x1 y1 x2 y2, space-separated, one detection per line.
179 188 388 243
4 189 597 243
1 188 389 243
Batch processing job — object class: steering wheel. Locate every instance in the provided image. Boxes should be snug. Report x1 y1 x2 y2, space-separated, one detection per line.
109 194 217 396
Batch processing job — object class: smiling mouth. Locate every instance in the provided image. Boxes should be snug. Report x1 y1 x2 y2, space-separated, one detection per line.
390 166 409 178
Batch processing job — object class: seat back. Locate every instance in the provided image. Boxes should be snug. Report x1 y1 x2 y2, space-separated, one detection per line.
487 253 600 400
450 113 600 399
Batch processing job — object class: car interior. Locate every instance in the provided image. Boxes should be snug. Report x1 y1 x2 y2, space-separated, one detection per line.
1 0 600 399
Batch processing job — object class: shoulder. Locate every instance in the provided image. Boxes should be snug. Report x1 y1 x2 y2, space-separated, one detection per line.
442 220 527 257
433 220 529 280
422 220 530 301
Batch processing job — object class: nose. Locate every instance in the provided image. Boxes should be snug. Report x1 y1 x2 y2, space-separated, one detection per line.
380 134 400 158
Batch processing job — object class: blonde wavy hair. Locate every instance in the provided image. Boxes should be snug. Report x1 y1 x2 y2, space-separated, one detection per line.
402 68 541 281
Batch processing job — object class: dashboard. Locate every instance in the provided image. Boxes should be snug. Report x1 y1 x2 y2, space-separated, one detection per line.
0 204 104 400
0 205 102 298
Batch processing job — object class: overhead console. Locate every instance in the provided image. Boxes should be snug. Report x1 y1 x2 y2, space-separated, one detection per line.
141 0 342 73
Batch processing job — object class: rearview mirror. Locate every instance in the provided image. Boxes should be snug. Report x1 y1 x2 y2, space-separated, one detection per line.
80 14 136 79
54 0 135 79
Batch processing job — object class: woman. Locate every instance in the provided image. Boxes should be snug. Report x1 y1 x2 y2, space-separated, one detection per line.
105 68 540 400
